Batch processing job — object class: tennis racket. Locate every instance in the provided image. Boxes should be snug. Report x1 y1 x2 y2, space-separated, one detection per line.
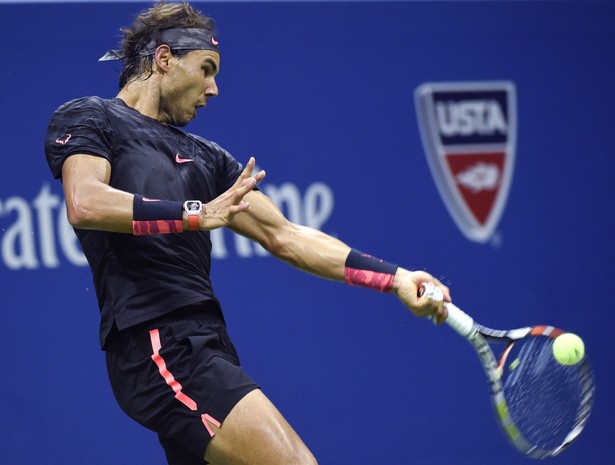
419 283 595 459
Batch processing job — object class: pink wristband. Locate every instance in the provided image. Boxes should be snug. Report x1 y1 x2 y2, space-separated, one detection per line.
344 249 398 293
132 194 184 235
132 220 183 235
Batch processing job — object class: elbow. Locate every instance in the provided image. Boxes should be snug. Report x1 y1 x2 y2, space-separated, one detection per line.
65 195 95 229
262 227 302 265
264 235 288 260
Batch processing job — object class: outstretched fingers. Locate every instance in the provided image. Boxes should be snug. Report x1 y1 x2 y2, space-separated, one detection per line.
233 157 266 187
228 158 266 209
199 158 266 230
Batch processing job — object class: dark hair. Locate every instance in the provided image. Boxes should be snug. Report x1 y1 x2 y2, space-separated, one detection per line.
118 1 216 89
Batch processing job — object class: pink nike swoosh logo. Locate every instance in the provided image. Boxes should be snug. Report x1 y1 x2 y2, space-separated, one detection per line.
176 154 195 164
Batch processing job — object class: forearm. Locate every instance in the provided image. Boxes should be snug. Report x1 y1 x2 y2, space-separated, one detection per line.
63 173 135 233
266 223 352 281
230 190 401 285
65 183 213 235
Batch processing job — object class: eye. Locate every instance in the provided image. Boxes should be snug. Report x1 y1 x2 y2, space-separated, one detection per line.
202 65 216 77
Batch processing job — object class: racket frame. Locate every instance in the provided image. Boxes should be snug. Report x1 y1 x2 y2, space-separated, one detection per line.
444 302 594 459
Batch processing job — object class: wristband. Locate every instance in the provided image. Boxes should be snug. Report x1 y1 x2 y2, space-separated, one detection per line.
344 248 398 293
132 194 184 235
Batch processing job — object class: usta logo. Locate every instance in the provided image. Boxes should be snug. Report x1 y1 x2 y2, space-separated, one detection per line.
436 100 507 136
414 81 517 243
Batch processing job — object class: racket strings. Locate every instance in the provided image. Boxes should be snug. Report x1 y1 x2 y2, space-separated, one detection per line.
500 337 593 451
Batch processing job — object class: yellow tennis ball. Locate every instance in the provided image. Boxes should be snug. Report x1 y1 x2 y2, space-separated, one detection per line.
552 333 585 365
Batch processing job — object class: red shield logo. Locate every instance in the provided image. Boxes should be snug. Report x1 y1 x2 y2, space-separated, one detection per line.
415 81 516 243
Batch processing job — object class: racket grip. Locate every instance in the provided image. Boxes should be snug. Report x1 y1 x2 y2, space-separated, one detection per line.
443 302 474 337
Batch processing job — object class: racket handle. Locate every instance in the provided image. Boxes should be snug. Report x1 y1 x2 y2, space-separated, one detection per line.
443 302 475 337
418 283 474 336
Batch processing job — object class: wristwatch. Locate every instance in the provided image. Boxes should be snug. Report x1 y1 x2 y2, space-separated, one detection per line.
183 200 203 231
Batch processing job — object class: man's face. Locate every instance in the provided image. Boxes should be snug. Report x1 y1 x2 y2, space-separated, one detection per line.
160 49 220 126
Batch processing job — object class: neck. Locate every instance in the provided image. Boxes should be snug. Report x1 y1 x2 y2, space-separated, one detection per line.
117 76 169 124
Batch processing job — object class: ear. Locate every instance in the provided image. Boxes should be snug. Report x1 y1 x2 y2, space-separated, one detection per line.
153 44 172 72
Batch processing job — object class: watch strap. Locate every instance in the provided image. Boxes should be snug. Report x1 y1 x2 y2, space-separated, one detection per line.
188 214 199 231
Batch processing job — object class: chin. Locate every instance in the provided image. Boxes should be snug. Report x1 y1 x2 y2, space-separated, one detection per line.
172 116 191 127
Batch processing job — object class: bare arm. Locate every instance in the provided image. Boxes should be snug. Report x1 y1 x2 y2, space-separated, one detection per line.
62 154 134 232
228 189 350 280
228 190 450 321
61 154 264 232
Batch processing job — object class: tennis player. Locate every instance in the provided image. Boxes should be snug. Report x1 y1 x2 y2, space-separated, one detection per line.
45 2 450 464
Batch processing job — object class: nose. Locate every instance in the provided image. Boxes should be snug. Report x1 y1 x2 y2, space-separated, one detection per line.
206 78 218 98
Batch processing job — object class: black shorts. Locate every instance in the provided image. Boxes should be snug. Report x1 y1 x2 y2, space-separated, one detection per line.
105 302 259 464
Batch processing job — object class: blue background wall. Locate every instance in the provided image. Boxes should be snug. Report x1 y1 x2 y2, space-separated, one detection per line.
1 1 614 464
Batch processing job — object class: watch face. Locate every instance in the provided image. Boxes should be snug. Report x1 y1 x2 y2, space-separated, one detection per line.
186 201 200 212
185 200 202 214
